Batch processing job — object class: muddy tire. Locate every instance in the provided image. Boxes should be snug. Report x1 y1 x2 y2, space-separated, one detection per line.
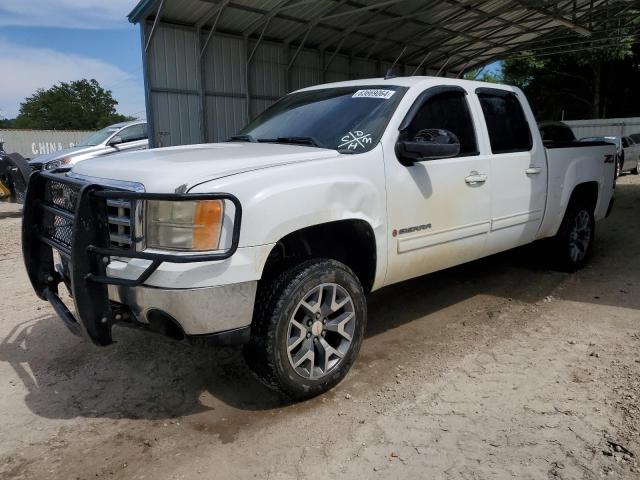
551 201 595 272
244 258 366 400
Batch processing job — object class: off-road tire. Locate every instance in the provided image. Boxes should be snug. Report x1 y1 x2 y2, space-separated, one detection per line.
551 200 595 272
244 258 367 400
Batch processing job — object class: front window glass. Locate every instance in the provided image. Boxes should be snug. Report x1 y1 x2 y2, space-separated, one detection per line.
118 124 148 143
79 126 120 146
405 91 478 156
235 86 408 153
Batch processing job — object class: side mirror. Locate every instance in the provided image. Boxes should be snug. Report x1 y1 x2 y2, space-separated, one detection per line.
396 129 460 166
108 136 123 147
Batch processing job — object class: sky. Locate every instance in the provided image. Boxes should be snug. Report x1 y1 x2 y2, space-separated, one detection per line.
0 1 505 122
0 0 145 120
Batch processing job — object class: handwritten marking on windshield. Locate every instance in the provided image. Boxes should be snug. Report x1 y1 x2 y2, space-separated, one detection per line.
338 131 372 150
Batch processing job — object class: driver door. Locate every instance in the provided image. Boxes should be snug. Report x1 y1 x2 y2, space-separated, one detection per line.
384 86 492 286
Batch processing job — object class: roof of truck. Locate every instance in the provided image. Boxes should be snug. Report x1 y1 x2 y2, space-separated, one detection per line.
296 76 518 94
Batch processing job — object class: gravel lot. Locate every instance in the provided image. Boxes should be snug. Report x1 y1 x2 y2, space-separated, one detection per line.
1 176 639 480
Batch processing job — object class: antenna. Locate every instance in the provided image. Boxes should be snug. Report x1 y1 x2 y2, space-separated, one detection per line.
473 65 486 80
411 52 431 76
436 57 451 77
455 59 472 79
385 46 407 79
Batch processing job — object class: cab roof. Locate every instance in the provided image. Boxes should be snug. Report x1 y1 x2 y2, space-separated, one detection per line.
296 76 518 95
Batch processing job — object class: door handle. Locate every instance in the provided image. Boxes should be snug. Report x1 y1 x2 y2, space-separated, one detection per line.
465 171 487 185
525 166 542 175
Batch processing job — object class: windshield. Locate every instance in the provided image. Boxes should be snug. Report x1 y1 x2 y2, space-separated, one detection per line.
78 126 120 146
235 85 408 153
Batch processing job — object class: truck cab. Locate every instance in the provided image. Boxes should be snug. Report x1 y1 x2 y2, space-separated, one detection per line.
22 77 616 399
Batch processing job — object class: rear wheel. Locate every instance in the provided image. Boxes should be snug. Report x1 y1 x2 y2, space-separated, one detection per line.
551 201 595 272
244 258 367 400
631 160 639 175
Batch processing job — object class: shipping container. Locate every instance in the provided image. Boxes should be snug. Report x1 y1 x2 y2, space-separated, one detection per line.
0 129 95 160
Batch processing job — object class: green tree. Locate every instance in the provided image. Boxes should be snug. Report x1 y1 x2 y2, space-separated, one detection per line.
14 79 134 130
0 117 16 129
466 12 639 121
463 66 505 84
500 20 638 120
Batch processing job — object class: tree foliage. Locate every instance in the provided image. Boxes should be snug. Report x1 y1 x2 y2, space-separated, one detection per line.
498 23 639 120
13 79 134 130
468 14 639 121
0 118 16 129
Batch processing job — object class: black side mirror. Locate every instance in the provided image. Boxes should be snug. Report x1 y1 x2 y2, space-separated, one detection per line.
396 129 460 166
108 135 123 147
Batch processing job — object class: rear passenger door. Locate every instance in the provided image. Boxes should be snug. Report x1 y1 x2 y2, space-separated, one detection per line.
475 88 547 254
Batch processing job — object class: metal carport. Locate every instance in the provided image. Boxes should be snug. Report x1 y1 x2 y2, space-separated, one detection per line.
128 0 637 147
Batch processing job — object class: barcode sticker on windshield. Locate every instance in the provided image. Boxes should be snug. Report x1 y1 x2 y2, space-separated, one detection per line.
352 89 395 99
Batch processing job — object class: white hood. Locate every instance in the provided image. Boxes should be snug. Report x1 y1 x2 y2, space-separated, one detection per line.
71 142 341 192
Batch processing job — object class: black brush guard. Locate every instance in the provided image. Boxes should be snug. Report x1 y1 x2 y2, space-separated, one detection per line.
22 170 242 346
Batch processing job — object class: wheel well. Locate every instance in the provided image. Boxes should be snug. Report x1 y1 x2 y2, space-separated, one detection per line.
262 220 377 293
569 181 598 213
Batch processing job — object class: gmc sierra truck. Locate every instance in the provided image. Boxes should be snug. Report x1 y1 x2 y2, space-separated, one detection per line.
22 77 616 399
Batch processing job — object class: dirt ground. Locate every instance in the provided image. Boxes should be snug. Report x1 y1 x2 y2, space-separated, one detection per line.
1 176 639 480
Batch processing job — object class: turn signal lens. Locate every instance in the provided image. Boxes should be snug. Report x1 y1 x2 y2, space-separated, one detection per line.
146 200 225 251
193 200 224 250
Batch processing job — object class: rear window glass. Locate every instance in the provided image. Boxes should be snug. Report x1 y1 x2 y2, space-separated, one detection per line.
540 124 575 143
478 92 532 154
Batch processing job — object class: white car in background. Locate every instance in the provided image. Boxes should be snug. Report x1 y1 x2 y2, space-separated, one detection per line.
29 120 149 172
621 136 640 175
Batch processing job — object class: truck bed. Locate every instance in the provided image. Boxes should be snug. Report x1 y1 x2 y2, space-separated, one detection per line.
538 143 616 239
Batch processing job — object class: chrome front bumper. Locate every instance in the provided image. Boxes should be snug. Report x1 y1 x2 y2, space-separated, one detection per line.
108 281 257 336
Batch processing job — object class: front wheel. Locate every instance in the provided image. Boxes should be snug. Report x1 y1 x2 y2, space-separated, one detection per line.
244 259 367 400
551 202 595 272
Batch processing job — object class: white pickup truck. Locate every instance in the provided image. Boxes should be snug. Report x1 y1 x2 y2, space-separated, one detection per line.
22 77 616 399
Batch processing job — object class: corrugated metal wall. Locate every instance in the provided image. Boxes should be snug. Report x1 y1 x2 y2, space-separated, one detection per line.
0 129 94 159
143 22 439 147
564 117 640 139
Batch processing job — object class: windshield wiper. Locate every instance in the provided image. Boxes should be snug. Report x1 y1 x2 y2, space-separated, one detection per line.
228 134 257 143
258 136 322 148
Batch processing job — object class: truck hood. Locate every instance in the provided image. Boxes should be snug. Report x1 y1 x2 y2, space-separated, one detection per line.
30 145 102 165
71 142 341 192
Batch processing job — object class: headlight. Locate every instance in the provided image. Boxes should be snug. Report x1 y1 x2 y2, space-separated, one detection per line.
146 200 224 251
45 157 71 170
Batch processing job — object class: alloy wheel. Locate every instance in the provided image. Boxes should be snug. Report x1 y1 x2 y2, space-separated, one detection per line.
568 210 592 263
287 283 356 379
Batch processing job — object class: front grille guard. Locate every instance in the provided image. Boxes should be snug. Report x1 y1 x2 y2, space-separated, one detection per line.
22 170 242 345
